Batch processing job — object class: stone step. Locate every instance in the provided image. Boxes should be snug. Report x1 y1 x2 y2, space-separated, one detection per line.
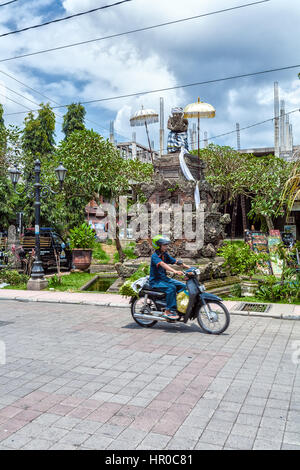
89 264 117 273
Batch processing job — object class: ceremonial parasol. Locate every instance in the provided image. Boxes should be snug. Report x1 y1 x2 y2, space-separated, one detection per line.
184 97 215 158
130 105 159 164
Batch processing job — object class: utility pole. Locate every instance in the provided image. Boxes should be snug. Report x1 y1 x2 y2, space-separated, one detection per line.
159 97 164 157
204 131 208 148
280 100 286 154
132 131 137 160
274 82 280 157
109 121 115 144
236 123 241 151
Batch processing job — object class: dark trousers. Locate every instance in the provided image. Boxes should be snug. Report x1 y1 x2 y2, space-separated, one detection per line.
150 278 186 310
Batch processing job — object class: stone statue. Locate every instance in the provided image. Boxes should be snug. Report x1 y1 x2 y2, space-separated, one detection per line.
167 107 189 153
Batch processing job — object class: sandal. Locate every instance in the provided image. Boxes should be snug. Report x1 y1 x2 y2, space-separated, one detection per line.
163 311 179 320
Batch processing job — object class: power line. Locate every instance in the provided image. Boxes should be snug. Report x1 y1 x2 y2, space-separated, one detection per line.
204 108 300 143
3 86 300 150
0 82 45 107
0 91 33 111
0 82 66 124
0 0 132 39
3 63 300 115
0 68 130 140
0 69 61 105
158 108 300 153
0 0 17 6
0 1 271 62
60 64 300 107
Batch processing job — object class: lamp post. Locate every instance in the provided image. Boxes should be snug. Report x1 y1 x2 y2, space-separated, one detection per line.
9 159 67 290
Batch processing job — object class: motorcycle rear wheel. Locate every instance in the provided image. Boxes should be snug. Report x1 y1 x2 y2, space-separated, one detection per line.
197 300 230 335
131 297 158 328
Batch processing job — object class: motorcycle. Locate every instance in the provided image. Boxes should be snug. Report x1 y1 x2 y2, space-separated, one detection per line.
130 267 230 335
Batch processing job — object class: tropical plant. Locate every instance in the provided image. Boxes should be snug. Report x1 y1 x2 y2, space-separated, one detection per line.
279 158 300 216
0 269 29 285
218 241 270 278
198 145 291 233
54 128 153 261
69 223 96 249
256 275 299 303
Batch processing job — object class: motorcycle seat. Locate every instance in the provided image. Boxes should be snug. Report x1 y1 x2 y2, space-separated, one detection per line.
141 283 166 299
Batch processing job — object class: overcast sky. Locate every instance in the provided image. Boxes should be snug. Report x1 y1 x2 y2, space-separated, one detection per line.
0 0 299 152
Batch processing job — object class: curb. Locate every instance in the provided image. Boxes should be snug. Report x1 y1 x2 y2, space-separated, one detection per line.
0 296 130 308
1 295 299 319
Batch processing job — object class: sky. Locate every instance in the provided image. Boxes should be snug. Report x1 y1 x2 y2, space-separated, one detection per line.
0 0 299 152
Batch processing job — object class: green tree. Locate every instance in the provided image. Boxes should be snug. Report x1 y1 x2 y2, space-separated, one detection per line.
280 158 300 216
198 144 291 233
22 103 56 160
53 128 153 260
0 124 23 228
62 103 86 140
246 154 290 231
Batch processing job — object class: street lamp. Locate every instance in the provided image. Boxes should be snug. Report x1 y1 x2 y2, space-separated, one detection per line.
9 159 67 290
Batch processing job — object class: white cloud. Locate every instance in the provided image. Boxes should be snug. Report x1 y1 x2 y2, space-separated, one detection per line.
0 0 299 149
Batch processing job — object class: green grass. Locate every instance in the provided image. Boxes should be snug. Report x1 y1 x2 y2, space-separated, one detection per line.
47 272 96 292
92 244 110 264
2 283 27 290
114 243 137 263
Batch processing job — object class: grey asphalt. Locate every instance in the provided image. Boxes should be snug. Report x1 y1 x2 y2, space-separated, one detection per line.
0 299 299 450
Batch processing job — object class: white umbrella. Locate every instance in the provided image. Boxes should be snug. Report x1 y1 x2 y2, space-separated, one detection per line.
130 106 159 164
184 97 216 158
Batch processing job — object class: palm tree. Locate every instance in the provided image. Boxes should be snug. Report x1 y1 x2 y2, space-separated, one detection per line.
281 158 300 214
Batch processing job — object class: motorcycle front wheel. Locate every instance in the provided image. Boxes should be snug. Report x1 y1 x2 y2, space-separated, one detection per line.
131 297 158 328
197 300 230 334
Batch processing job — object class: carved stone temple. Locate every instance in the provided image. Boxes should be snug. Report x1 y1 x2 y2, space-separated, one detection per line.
133 151 230 273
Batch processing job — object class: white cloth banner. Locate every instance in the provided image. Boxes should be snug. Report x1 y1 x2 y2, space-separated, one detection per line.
179 147 201 208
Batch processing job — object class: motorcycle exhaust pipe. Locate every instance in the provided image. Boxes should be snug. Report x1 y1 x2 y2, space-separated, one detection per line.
134 313 168 322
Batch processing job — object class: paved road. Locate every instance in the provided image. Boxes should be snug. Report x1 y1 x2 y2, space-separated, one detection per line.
0 300 299 450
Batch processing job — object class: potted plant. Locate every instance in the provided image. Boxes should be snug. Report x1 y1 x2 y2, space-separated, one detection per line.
69 223 95 271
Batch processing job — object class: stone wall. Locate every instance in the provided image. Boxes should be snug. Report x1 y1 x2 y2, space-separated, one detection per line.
133 152 230 261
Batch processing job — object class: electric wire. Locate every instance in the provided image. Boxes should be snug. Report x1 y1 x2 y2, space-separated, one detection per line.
3 63 299 113
0 1 271 62
158 108 300 153
203 108 300 143
0 0 17 7
72 64 300 106
0 69 131 140
2 84 300 151
0 0 133 38
0 91 33 111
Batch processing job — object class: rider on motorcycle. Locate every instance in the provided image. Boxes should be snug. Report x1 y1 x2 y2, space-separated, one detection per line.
150 235 190 320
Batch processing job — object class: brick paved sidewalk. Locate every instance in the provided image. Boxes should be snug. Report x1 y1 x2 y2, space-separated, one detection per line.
0 300 299 450
0 289 299 320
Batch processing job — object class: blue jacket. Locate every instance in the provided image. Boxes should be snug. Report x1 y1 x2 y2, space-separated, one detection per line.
149 250 177 284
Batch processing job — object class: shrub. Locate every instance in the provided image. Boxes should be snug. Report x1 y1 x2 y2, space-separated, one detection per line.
218 241 268 277
69 223 95 250
230 283 242 297
0 269 29 285
48 274 62 288
256 274 300 303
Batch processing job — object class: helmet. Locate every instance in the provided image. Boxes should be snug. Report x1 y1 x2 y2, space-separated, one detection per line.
152 235 171 250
